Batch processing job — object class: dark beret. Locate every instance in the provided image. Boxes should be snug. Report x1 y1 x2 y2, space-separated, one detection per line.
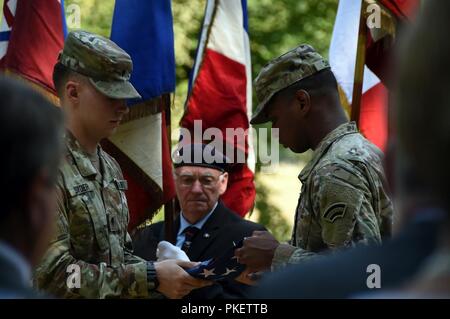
173 143 230 172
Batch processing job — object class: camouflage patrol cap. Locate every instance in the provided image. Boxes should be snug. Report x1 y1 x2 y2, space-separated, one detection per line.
251 44 330 125
58 30 141 99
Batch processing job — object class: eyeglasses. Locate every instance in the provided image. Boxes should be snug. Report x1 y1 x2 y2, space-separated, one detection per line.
175 172 225 189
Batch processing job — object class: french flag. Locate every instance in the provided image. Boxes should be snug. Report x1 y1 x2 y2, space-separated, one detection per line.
181 0 256 217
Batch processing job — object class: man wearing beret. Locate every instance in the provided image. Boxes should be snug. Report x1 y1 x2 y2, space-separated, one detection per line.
132 143 265 299
235 44 394 274
34 31 211 299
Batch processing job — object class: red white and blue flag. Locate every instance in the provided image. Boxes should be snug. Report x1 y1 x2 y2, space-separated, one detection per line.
0 0 66 95
181 0 256 217
109 0 177 230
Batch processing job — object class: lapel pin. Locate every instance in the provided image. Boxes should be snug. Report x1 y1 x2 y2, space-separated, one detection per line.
203 233 210 238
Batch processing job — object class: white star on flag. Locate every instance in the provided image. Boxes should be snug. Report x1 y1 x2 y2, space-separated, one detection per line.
223 268 237 276
200 268 216 278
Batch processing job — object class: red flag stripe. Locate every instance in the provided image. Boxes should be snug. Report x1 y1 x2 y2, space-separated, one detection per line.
0 0 64 93
359 83 388 151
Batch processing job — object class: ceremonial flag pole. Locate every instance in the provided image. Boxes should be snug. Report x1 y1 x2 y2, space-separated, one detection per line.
351 0 367 124
163 95 176 243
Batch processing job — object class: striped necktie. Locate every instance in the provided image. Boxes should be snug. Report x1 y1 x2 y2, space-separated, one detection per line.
181 226 199 253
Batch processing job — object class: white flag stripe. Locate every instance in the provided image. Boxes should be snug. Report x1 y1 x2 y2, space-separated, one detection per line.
208 0 246 65
329 0 380 104
110 114 163 190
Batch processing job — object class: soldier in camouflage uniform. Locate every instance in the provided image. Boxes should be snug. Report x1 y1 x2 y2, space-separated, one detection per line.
34 31 211 298
235 44 393 273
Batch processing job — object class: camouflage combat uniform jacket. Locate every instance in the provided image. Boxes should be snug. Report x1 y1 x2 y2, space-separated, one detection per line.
35 132 158 298
272 122 393 270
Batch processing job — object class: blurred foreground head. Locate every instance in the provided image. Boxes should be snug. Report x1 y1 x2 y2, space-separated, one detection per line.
396 0 450 212
0 77 64 266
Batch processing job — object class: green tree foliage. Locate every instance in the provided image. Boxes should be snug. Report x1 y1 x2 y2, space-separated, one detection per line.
171 0 206 123
254 173 291 241
66 0 114 36
248 0 338 75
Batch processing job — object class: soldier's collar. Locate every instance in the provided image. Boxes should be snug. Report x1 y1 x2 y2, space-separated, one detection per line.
298 122 358 182
65 131 100 177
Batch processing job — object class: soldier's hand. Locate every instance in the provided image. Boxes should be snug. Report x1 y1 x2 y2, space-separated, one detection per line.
154 259 213 299
234 231 279 273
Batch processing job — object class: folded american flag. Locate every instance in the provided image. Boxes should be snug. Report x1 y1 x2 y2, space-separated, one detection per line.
186 240 245 281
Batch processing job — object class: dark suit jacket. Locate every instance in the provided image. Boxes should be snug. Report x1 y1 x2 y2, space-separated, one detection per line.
252 209 445 298
132 201 265 299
